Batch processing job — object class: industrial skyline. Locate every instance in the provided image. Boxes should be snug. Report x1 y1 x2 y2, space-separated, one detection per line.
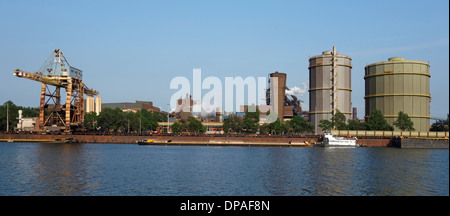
0 1 448 119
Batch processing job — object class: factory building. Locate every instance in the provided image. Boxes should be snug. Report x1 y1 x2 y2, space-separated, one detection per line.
15 110 39 132
173 93 194 120
265 72 305 122
309 46 352 134
364 57 431 131
102 100 160 113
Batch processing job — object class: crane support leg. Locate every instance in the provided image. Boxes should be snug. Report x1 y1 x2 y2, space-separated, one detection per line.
65 79 72 132
39 83 46 129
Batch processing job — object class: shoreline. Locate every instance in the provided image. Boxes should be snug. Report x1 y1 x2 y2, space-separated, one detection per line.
0 133 392 147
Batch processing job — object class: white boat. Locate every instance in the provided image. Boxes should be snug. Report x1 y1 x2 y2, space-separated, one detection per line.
321 133 359 147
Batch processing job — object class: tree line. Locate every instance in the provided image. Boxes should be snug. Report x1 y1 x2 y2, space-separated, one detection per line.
318 109 418 132
1 101 449 133
222 107 314 135
84 107 167 133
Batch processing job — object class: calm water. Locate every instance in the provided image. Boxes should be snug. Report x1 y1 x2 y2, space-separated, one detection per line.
0 142 448 196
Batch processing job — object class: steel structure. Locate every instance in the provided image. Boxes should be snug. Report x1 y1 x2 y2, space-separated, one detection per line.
13 49 98 132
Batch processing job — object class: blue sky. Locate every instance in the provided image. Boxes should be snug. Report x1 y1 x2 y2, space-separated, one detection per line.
0 0 448 118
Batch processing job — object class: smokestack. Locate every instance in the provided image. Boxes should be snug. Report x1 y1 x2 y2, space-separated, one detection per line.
352 107 357 121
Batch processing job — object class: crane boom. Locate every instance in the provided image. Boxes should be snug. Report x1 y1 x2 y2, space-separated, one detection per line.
13 69 99 96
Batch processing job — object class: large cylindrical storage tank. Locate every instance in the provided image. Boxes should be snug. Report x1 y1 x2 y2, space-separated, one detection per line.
364 57 431 131
309 46 352 134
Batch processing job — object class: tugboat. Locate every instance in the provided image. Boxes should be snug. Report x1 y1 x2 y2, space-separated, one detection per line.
320 133 359 147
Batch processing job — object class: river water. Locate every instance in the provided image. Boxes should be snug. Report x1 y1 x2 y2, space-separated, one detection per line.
0 142 448 196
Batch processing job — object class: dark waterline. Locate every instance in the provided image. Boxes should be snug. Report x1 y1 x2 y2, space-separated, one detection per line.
0 142 448 196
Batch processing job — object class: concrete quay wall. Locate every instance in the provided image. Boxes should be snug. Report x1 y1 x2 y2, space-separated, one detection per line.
0 133 393 147
393 138 449 149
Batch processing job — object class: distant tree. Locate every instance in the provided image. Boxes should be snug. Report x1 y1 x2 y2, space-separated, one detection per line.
366 109 393 131
347 120 365 130
287 115 314 134
243 105 260 133
171 121 182 133
332 110 348 130
97 108 122 131
187 116 205 133
223 113 243 133
393 111 415 131
139 109 163 132
84 112 99 131
318 120 333 133
271 117 287 134
259 123 271 135
430 114 449 131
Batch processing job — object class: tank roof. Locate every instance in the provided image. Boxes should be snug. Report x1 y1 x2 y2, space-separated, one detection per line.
366 57 429 67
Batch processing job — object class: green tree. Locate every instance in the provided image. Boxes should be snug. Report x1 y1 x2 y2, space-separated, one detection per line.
243 106 260 133
84 112 99 131
139 109 157 131
223 113 243 133
270 117 287 134
430 114 449 131
186 116 205 133
332 110 348 130
347 120 365 130
393 111 415 131
287 116 314 134
171 121 182 133
259 123 271 135
318 119 333 132
125 111 140 132
97 108 127 132
366 109 393 131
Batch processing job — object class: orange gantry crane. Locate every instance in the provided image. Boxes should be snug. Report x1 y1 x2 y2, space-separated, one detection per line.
13 49 99 132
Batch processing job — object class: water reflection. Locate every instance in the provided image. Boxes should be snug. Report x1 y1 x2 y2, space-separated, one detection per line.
33 143 91 195
0 143 448 196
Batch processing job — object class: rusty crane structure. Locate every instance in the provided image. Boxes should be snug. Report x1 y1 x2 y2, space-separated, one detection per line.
13 49 98 132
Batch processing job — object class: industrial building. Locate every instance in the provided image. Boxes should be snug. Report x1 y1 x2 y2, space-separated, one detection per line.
265 72 305 122
15 110 38 132
95 97 102 115
102 100 161 113
85 97 95 113
173 93 194 120
309 46 352 134
364 57 431 131
85 96 102 115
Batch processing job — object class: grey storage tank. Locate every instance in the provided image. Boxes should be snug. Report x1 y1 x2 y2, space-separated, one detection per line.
309 46 352 134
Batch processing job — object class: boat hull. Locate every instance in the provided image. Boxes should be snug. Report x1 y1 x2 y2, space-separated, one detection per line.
137 141 155 145
320 133 359 147
321 138 360 147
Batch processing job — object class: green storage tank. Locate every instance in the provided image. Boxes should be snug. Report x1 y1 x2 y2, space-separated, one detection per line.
364 57 431 131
